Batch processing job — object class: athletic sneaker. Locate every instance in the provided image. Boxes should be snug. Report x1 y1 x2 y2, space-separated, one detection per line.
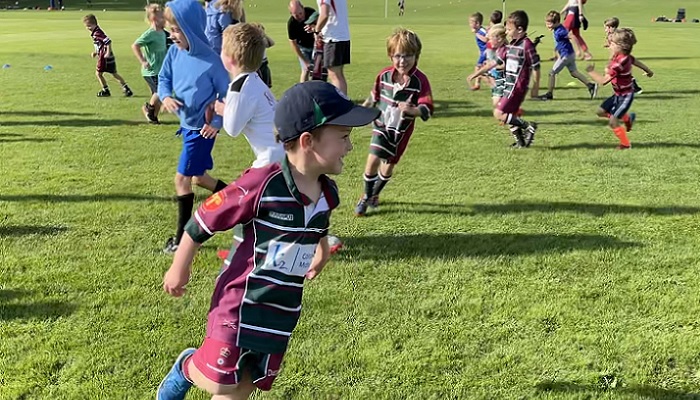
143 103 160 124
537 92 553 101
510 127 526 148
355 196 369 217
156 348 195 400
633 80 643 95
616 144 631 150
328 235 343 254
587 82 598 99
162 237 179 255
524 122 538 147
96 88 111 97
123 85 134 97
367 195 379 209
625 112 636 132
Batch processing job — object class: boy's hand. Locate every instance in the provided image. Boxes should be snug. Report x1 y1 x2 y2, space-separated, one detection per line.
585 64 595 73
201 124 218 139
466 73 476 82
214 100 225 116
645 70 654 78
398 102 418 116
163 264 191 297
90 52 97 58
162 97 183 113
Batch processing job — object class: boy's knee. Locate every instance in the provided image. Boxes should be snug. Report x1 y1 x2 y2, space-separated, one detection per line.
493 109 503 119
174 173 191 187
191 175 204 187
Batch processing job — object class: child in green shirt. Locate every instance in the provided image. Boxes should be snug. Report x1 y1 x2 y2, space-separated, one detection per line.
132 4 169 124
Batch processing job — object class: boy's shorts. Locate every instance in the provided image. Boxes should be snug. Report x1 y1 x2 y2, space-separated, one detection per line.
143 75 158 94
491 81 505 98
497 90 527 114
476 52 487 67
551 55 577 75
191 337 284 391
601 93 634 119
177 128 215 176
96 56 117 74
324 40 351 68
298 46 313 70
369 128 414 164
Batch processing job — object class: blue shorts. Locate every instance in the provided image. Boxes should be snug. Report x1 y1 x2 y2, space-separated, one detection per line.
476 52 487 67
177 128 215 176
601 93 634 119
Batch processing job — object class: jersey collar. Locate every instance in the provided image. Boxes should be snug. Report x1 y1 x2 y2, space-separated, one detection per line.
281 156 339 208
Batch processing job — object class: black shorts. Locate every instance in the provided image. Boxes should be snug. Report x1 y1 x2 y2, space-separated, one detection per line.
323 40 350 68
96 56 117 74
257 60 272 88
143 75 158 94
601 93 634 119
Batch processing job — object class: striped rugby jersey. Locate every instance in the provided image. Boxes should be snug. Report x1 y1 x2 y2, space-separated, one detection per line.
369 66 433 139
607 53 635 96
503 36 539 98
90 26 112 59
185 157 339 354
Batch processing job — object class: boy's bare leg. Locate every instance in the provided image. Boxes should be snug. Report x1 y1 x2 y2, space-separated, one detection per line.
96 71 107 88
111 72 127 86
174 173 192 196
571 69 590 85
326 66 347 94
149 93 162 115
192 173 218 192
186 362 256 399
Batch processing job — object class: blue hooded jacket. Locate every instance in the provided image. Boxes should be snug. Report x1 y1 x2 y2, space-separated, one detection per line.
205 2 238 54
158 0 229 130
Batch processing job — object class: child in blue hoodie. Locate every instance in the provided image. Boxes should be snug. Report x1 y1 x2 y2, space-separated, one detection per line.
204 0 244 54
158 0 231 254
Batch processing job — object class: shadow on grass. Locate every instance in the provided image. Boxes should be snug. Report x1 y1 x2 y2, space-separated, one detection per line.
536 380 700 400
0 110 93 116
433 100 573 118
0 225 68 237
0 119 177 127
549 142 700 151
376 200 700 217
340 232 638 259
0 135 58 143
0 194 172 202
0 289 76 321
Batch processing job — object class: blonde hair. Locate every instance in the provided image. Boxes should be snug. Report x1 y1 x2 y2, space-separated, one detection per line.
248 22 274 48
163 6 178 27
145 4 162 22
386 28 422 58
610 27 636 54
488 24 506 40
222 23 265 71
216 0 245 20
604 17 620 28
546 10 561 24
82 14 97 25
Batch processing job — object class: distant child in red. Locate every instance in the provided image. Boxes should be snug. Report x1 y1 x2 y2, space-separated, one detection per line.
82 14 133 97
586 28 653 150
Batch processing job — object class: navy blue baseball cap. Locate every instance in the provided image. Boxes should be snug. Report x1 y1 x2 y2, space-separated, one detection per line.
274 81 380 143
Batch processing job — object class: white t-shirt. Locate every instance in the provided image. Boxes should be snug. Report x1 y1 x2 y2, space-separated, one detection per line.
223 72 284 168
317 0 350 42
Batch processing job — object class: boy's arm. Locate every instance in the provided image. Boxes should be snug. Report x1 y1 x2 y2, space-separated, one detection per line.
468 60 498 80
157 48 174 101
222 90 256 137
104 43 113 58
162 173 260 297
632 58 654 77
476 32 488 43
362 73 381 108
207 64 230 130
586 65 613 85
399 74 434 120
315 2 330 35
131 43 148 68
305 236 330 280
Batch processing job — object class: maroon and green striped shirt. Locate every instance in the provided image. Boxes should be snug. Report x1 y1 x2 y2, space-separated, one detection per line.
185 157 339 354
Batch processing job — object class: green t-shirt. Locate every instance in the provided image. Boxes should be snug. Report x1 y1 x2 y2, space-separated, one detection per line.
134 28 167 77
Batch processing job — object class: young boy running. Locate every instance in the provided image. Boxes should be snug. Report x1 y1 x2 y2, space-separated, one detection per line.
468 12 489 91
494 10 539 148
468 24 507 108
538 10 597 101
158 0 231 254
82 14 133 97
156 81 379 400
132 4 168 124
356 28 433 217
586 28 653 150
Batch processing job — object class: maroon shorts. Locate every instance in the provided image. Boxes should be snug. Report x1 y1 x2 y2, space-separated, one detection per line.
190 337 284 391
497 90 526 115
96 56 117 74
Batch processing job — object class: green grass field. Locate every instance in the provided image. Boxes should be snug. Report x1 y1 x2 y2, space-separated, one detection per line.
3 0 700 398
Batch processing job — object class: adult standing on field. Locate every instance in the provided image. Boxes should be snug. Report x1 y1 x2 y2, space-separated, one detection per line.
313 0 351 94
287 0 316 83
561 0 592 60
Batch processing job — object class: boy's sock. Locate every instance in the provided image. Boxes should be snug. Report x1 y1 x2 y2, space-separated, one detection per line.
363 174 378 199
182 355 194 383
103 85 109 91
214 179 228 193
509 126 526 147
612 126 630 147
505 114 530 129
175 193 195 244
372 173 392 197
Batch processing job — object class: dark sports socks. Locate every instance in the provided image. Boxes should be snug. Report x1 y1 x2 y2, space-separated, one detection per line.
175 193 195 244
363 174 378 199
372 174 392 197
213 179 228 193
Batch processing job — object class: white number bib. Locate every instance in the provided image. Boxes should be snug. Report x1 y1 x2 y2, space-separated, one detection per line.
506 58 519 73
261 240 317 277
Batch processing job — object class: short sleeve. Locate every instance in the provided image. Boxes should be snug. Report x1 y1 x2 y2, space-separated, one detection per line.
416 73 434 120
134 29 153 46
185 169 263 243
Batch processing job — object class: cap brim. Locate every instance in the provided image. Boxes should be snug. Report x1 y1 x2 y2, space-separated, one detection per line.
327 105 380 128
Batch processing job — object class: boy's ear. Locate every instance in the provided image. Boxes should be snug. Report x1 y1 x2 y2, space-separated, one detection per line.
299 131 314 149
